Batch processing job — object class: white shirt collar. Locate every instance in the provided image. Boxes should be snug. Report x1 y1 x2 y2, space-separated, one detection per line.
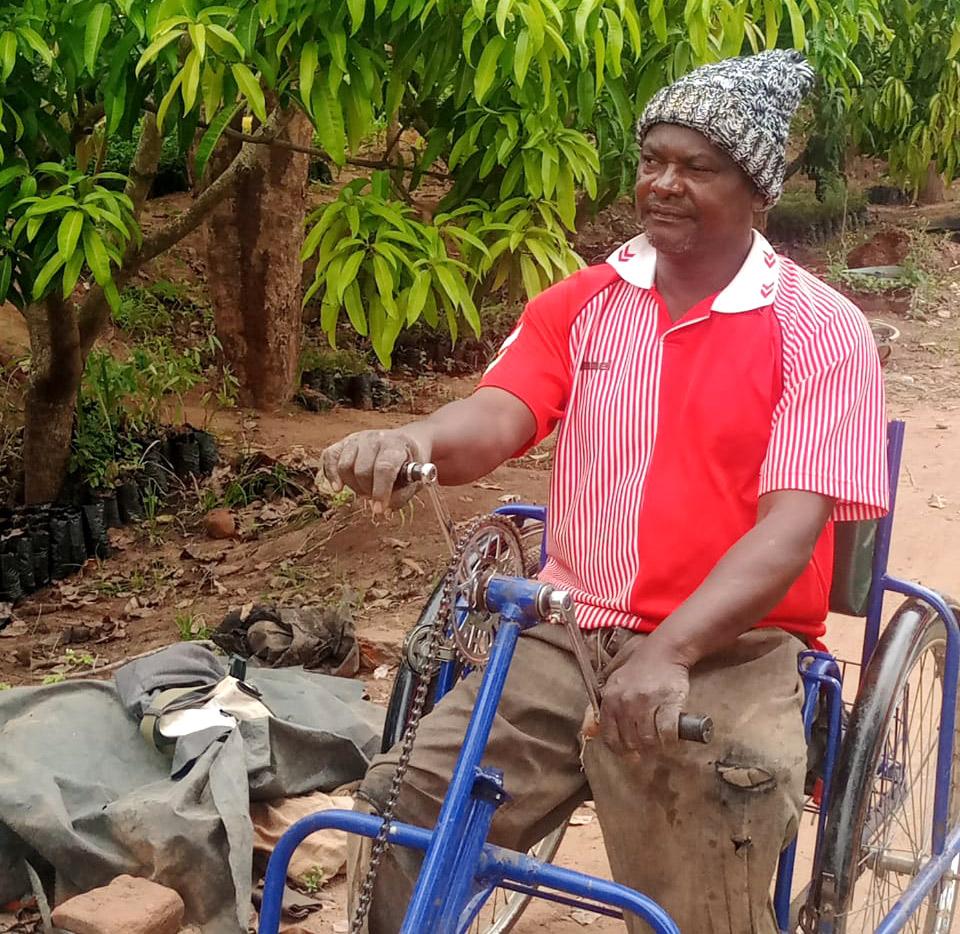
606 230 781 313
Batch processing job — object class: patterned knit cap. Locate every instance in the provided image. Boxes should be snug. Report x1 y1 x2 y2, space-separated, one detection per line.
636 50 816 208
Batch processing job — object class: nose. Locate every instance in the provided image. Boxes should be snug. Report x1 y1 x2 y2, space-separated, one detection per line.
650 162 683 197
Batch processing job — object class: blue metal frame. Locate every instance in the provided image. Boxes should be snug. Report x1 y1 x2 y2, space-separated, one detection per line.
259 575 681 934
259 420 960 934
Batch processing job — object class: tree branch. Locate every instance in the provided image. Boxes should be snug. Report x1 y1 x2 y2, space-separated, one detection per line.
78 108 292 355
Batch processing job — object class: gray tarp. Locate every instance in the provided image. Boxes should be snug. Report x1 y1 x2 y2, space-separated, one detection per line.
0 651 382 933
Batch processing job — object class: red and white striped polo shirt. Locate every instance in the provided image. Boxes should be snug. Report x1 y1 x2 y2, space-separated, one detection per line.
479 231 888 643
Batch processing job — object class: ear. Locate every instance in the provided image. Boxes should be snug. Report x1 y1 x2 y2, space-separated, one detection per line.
750 187 767 214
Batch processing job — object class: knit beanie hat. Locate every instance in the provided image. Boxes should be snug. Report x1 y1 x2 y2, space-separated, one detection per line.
636 50 816 208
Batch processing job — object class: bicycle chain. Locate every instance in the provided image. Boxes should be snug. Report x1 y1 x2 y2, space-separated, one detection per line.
349 514 523 932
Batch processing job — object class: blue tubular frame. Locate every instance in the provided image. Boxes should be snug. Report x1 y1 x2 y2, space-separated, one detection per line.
258 573 681 934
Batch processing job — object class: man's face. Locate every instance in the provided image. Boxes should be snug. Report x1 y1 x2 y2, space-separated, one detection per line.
635 123 764 257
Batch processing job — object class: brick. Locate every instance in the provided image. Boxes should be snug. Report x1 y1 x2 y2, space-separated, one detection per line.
51 875 184 934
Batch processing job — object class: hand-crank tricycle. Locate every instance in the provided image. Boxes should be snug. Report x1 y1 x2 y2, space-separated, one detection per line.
259 421 960 934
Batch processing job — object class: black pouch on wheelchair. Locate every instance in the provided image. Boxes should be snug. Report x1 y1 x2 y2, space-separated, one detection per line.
828 520 878 618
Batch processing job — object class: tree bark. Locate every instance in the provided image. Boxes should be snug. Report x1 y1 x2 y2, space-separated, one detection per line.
22 296 83 503
918 161 946 205
204 107 312 409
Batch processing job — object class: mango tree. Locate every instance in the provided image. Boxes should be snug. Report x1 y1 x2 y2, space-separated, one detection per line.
0 0 912 505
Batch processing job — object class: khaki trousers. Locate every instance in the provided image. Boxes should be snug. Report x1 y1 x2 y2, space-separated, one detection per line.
348 624 807 933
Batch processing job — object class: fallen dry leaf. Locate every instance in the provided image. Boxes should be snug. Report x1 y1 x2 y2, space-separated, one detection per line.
473 479 503 491
373 664 392 680
383 537 411 549
570 909 599 925
568 808 595 826
498 493 521 504
401 557 425 576
929 494 948 510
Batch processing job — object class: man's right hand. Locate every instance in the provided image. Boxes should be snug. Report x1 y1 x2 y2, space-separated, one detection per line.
321 429 428 514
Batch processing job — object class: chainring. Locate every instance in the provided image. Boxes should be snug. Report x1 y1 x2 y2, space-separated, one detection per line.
444 516 525 666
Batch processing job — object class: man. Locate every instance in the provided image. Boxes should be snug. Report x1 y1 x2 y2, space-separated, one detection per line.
324 50 887 932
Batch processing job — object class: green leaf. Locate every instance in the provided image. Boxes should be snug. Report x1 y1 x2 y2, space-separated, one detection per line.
0 255 11 302
82 226 111 285
299 41 318 112
202 63 224 118
783 0 805 49
950 23 960 60
33 252 66 299
336 250 365 302
0 32 16 82
495 0 512 34
406 268 431 325
514 29 533 85
188 22 206 59
194 101 241 180
17 27 53 66
343 280 368 335
474 36 505 104
181 50 202 113
603 9 623 76
649 0 667 44
312 82 347 164
232 63 267 123
574 0 599 45
236 5 259 55
85 4 113 74
206 24 246 57
519 253 542 298
57 211 85 260
61 236 84 298
25 195 77 217
136 30 183 76
373 254 398 315
0 164 26 188
156 70 185 131
556 163 575 229
347 0 366 34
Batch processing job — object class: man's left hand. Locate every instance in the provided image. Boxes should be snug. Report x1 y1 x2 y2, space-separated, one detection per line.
598 639 691 754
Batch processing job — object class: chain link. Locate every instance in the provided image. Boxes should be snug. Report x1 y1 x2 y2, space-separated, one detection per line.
349 515 523 932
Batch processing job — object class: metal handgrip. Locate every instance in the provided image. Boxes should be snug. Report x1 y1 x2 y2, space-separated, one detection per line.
678 714 713 744
399 462 438 486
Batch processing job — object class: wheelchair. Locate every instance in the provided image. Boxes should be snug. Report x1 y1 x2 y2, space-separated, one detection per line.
258 420 960 934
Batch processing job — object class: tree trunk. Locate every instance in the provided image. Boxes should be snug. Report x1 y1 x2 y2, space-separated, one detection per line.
918 161 946 205
205 108 312 409
22 296 83 503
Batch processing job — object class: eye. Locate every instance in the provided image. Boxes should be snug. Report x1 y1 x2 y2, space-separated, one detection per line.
641 155 660 168
689 164 716 174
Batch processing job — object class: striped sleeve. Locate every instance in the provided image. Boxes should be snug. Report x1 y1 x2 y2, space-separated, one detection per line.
759 299 888 521
478 265 619 449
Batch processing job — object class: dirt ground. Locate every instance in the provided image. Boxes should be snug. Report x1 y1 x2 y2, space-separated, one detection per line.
3 199 960 930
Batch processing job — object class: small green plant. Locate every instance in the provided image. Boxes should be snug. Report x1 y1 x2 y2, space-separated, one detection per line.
300 866 326 894
63 648 97 668
0 682 12 691
175 612 210 642
42 674 67 686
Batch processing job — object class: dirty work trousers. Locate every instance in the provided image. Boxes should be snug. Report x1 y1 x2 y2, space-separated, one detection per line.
348 624 808 933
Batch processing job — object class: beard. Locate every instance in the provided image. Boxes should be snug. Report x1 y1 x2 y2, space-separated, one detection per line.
644 222 698 256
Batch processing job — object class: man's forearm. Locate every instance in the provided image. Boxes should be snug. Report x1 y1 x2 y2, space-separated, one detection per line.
403 389 536 486
646 492 834 667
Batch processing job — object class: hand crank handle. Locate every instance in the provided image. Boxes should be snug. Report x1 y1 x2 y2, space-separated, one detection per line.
397 462 457 558
678 713 713 744
398 462 438 486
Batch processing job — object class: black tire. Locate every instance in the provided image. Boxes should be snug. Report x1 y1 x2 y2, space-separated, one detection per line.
808 598 960 933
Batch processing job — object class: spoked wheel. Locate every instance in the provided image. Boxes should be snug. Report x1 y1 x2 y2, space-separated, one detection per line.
809 599 960 933
381 517 567 934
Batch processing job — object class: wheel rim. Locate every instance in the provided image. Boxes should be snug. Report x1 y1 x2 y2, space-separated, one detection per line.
840 636 959 932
